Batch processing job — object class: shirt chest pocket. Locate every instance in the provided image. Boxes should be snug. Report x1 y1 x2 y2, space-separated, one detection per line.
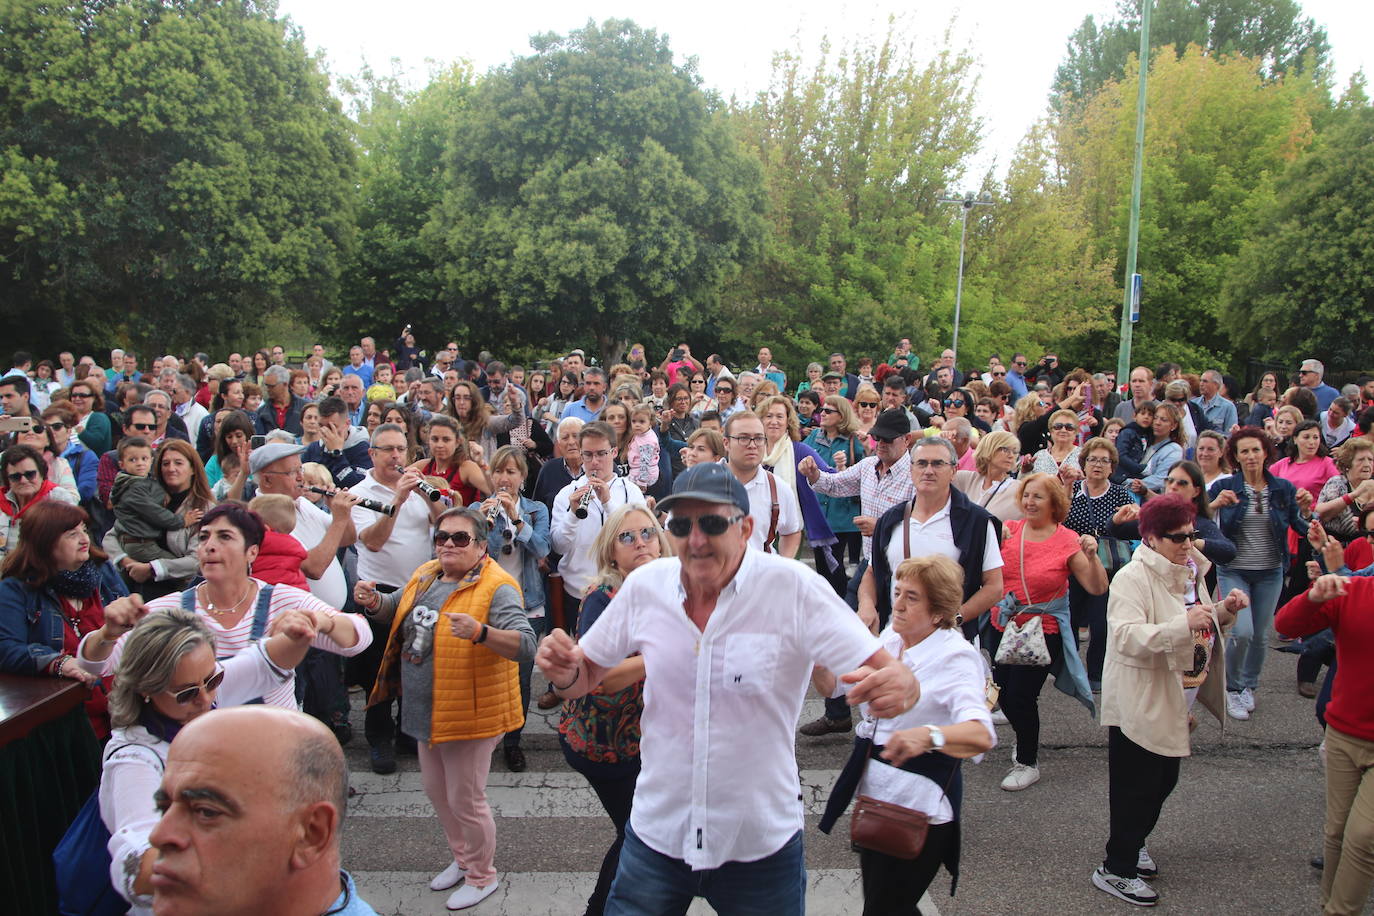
719 633 778 696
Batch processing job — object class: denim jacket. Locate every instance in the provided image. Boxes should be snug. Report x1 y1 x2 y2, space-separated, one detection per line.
0 560 128 674
472 495 550 611
1208 471 1309 573
993 593 1097 715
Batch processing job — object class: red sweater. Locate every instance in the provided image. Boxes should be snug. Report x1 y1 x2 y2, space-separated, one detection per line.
252 530 308 590
1276 577 1374 742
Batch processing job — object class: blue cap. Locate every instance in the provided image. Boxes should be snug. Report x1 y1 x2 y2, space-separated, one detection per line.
656 462 749 515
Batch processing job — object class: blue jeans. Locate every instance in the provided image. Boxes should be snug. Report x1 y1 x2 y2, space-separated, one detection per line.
605 824 805 916
1218 566 1285 692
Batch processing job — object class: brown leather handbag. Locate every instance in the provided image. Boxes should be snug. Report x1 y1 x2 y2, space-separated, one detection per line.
849 752 957 859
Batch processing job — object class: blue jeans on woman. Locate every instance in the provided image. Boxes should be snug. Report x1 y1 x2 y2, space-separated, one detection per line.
605 825 805 916
1218 565 1285 693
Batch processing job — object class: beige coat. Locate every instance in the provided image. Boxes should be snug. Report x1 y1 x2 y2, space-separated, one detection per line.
1099 544 1226 757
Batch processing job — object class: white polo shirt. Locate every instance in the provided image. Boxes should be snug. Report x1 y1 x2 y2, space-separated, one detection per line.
550 474 646 599
291 496 347 609
881 496 1002 604
579 549 880 869
349 470 434 588
734 466 801 552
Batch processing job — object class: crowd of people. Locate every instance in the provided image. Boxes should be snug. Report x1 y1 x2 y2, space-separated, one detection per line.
2 334 1372 914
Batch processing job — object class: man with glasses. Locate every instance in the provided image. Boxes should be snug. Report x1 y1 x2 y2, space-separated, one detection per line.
1299 358 1341 412
1005 353 1030 400
95 406 160 509
349 424 446 774
536 462 919 916
860 436 1003 644
552 421 646 631
142 390 190 444
722 412 801 556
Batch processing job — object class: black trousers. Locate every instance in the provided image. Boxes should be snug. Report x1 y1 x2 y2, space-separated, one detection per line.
1103 726 1180 878
1069 578 1108 684
563 745 640 916
347 584 402 749
859 821 955 915
991 630 1065 767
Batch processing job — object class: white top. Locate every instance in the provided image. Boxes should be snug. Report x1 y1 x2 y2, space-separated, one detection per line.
77 580 372 708
736 466 802 552
882 497 1002 605
99 641 291 914
834 627 995 823
292 496 347 608
350 470 435 587
550 474 646 599
579 549 880 869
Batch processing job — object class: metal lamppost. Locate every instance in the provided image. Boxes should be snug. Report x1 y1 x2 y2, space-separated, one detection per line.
938 192 994 367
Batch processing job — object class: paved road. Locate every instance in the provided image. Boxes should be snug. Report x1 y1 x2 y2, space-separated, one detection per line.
341 636 1336 915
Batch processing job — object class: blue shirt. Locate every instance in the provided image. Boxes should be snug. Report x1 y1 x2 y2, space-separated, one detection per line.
561 398 605 424
1191 394 1237 433
1309 383 1340 412
1005 370 1028 400
342 363 373 388
328 870 380 915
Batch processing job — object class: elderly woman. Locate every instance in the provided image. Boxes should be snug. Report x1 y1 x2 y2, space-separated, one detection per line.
473 446 551 774
803 395 866 592
1032 408 1084 479
1209 428 1311 721
1315 439 1374 540
954 429 1022 523
39 405 98 505
816 555 996 915
1 444 80 563
797 362 826 396
89 608 318 914
1093 495 1244 907
0 500 128 737
80 502 371 707
15 417 79 499
68 378 113 456
989 473 1107 791
357 506 536 910
558 504 671 916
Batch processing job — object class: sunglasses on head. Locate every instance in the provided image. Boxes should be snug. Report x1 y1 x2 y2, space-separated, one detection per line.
616 527 657 546
666 513 743 537
433 530 476 547
168 667 225 705
1156 530 1199 544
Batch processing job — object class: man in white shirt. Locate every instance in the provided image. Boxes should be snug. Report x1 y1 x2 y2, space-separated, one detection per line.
536 462 919 915
349 424 448 774
551 421 646 629
722 411 801 556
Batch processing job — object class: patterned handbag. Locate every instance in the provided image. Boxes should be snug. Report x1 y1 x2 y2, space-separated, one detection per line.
993 533 1053 667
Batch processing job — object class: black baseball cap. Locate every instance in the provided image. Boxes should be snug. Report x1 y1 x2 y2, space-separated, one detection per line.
656 463 749 515
870 408 912 441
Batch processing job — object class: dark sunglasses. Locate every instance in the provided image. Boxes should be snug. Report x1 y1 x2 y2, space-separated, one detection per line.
991 371 1006 377
857 401 879 408
717 388 734 395
1051 422 1077 431
818 406 840 414
615 527 657 546
130 422 157 432
6 469 40 484
433 530 476 547
169 667 225 704
666 513 743 538
1156 530 1200 544
38 421 66 432
69 391 92 399
1167 397 1187 404
944 399 965 408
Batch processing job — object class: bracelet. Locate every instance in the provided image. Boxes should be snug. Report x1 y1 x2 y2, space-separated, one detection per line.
52 654 70 678
474 623 489 644
552 672 579 691
1343 494 1354 507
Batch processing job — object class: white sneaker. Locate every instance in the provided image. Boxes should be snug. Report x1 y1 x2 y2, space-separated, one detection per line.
1000 762 1040 791
1137 847 1158 878
430 860 467 891
1240 687 1256 712
1225 692 1250 721
1093 866 1159 906
446 879 499 910
991 708 1009 726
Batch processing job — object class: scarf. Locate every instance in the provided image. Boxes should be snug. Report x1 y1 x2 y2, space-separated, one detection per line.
139 703 196 744
0 479 59 519
51 560 103 598
762 434 796 494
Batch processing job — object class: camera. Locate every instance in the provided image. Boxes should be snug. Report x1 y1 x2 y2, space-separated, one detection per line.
250 435 267 449
670 348 685 362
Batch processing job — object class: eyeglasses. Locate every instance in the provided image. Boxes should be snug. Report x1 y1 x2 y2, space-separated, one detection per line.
666 513 743 537
818 407 839 415
716 388 734 396
1014 360 1027 367
690 379 705 385
167 667 225 705
991 371 1006 377
857 401 879 409
728 434 767 446
581 448 614 460
1084 456 1113 465
1297 369 1315 375
433 530 476 547
1051 422 1077 431
6 469 40 484
1156 530 1200 544
37 422 66 432
912 459 952 470
615 527 657 546
996 446 1019 457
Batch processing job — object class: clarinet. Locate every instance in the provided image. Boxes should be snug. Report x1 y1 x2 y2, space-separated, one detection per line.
305 486 396 517
573 486 595 520
485 497 516 554
396 465 445 502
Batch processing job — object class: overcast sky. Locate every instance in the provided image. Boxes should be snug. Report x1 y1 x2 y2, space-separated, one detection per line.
276 0 1370 183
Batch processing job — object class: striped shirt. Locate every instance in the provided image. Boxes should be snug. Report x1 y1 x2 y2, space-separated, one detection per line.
810 452 915 560
1231 484 1279 569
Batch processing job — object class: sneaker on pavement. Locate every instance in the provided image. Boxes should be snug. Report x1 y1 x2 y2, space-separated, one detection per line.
990 708 1010 726
1225 692 1250 721
1093 866 1159 906
447 880 499 910
369 744 397 775
1136 847 1158 878
1000 762 1040 791
1240 687 1256 712
430 860 467 891
798 715 853 737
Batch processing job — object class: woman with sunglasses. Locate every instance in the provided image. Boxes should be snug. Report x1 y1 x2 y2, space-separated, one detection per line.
852 384 882 451
358 506 536 911
944 387 988 434
67 378 112 456
558 504 672 915
1208 428 1311 721
41 404 98 503
88 607 320 914
0 444 80 563
1092 495 1245 907
1032 409 1084 481
14 414 80 499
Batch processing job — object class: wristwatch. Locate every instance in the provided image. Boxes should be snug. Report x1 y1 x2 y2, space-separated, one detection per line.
925 725 946 751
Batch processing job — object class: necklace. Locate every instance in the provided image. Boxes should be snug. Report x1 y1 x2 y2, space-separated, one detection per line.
202 581 252 617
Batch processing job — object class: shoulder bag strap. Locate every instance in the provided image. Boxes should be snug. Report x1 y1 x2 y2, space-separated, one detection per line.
249 584 274 641
765 470 779 553
1017 527 1037 606
902 500 912 560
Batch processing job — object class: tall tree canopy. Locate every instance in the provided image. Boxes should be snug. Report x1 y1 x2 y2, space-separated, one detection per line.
427 19 765 364
0 0 356 356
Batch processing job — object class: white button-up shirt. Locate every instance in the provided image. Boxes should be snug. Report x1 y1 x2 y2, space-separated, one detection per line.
551 474 646 599
349 471 434 588
881 498 1002 604
736 466 801 552
579 550 880 869
811 452 916 559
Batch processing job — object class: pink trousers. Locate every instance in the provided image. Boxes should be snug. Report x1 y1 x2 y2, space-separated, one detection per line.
417 735 502 887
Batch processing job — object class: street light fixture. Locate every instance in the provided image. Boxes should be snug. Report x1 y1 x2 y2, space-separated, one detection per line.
937 191 994 367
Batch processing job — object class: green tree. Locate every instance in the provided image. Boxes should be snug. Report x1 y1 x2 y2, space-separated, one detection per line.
427 19 765 364
0 0 356 357
1053 0 1330 111
1222 102 1374 369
